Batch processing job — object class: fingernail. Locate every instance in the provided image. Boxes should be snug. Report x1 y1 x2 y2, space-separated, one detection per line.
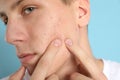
65 39 73 46
53 39 61 47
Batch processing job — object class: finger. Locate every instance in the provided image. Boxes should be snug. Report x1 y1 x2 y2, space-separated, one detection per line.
65 39 107 80
70 72 93 80
9 66 26 80
31 39 61 80
47 74 59 80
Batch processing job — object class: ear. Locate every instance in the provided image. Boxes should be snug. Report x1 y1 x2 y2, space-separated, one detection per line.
73 0 90 27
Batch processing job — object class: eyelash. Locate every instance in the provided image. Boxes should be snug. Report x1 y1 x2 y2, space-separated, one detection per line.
0 15 8 25
0 6 36 25
4 17 8 25
22 6 36 16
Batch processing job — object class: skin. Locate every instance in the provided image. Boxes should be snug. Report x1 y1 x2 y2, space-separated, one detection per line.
0 0 107 80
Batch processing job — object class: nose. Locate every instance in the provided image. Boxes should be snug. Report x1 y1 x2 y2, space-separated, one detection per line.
6 18 27 45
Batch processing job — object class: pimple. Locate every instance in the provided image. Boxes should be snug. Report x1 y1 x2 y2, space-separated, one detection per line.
43 32 48 36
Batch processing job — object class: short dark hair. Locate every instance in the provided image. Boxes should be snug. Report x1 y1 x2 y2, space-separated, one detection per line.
62 0 73 5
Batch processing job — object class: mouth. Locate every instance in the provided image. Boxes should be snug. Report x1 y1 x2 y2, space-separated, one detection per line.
18 53 36 63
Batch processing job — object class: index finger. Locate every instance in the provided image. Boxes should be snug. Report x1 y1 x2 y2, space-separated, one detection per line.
65 39 107 80
31 39 62 80
9 66 26 80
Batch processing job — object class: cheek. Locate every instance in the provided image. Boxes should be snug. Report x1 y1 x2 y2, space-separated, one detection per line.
31 28 56 55
55 16 80 43
27 16 59 55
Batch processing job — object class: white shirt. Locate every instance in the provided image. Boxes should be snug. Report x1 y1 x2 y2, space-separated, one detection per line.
103 59 120 80
1 59 120 80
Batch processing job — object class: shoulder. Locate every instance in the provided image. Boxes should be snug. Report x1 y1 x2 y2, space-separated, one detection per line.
103 59 120 80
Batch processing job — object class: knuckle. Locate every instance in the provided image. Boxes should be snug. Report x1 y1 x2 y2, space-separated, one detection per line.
40 55 54 66
47 74 59 80
70 72 80 79
40 58 50 66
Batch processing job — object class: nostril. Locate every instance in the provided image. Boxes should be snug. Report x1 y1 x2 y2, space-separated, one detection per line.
5 18 27 45
10 40 24 45
5 30 27 44
5 35 25 45
13 40 24 45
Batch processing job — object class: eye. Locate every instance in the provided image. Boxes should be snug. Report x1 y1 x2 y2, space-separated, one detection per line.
3 17 8 25
23 7 36 15
0 14 8 25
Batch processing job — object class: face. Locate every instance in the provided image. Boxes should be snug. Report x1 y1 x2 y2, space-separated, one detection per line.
0 0 82 73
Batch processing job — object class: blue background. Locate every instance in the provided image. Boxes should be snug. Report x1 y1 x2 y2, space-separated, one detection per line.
0 0 120 78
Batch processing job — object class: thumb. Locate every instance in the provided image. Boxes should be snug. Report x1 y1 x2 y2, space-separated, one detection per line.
9 66 26 80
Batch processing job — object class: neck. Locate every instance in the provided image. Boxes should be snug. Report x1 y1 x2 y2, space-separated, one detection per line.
79 26 93 57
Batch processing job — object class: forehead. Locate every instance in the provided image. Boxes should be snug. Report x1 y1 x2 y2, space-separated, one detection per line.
0 0 16 6
0 0 67 14
0 0 61 10
0 0 16 12
0 0 39 14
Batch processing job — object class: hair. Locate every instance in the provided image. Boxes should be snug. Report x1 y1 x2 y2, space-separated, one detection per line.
62 0 73 5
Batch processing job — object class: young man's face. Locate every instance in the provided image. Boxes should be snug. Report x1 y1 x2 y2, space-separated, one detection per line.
0 0 89 73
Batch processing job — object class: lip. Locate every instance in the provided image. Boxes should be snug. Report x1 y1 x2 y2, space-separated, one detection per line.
18 53 36 63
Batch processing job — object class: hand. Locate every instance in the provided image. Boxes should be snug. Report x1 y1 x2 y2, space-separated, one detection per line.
9 39 62 80
9 66 26 80
30 39 61 80
64 38 107 80
9 67 59 80
45 73 93 80
43 73 93 80
70 72 93 80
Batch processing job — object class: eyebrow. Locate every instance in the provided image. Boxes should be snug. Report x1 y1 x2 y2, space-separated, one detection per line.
11 0 25 10
0 0 25 17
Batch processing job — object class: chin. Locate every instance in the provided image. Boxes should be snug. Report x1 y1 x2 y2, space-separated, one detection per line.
21 57 39 75
21 45 70 76
20 55 39 68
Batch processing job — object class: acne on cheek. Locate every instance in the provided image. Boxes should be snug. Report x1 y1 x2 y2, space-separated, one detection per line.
33 31 56 53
